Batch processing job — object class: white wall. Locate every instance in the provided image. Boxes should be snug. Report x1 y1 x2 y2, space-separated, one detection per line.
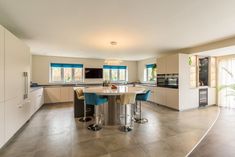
32 55 138 84
137 58 156 83
178 54 217 110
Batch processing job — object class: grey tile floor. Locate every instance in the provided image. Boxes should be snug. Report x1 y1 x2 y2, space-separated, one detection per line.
0 103 219 157
189 108 235 157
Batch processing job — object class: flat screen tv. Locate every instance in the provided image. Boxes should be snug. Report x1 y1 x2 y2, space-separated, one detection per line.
85 68 103 79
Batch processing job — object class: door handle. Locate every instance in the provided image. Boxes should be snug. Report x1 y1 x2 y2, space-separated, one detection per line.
23 72 28 99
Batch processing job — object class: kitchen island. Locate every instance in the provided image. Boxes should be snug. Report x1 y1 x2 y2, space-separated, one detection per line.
75 86 146 125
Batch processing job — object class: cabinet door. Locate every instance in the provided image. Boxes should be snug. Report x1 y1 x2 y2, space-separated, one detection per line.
44 87 61 103
157 57 166 74
5 97 29 141
155 87 166 105
166 55 179 74
0 102 4 148
4 29 30 102
39 88 44 107
60 87 74 102
35 88 44 111
152 87 158 103
29 91 37 116
0 25 4 102
147 87 154 102
60 87 69 102
68 87 74 102
165 88 179 110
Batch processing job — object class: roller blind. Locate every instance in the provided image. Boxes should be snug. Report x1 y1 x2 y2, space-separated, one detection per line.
51 63 83 68
103 65 127 70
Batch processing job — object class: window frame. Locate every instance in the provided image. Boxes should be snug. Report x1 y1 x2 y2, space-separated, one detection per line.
103 65 127 82
50 63 84 83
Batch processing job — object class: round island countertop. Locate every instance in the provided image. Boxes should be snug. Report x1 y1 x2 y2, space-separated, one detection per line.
83 86 146 95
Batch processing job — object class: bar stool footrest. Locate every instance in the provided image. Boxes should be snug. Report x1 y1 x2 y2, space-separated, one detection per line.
119 125 133 132
134 118 148 124
88 124 102 131
79 117 92 122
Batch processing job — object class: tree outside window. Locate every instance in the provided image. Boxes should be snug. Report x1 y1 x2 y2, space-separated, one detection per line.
146 64 157 82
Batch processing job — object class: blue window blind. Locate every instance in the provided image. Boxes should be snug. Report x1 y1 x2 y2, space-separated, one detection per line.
51 63 83 68
146 64 156 68
103 65 127 70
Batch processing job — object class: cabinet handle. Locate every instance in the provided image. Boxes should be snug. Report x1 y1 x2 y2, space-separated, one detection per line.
23 72 28 99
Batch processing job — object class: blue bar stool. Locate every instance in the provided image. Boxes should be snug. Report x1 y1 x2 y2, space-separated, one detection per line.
135 90 151 124
85 93 108 131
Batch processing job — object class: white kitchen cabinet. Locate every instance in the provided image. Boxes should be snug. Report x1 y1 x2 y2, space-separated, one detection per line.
5 97 31 141
29 88 44 115
157 57 166 74
166 54 179 74
0 25 31 148
0 102 4 148
36 88 44 111
44 86 73 104
4 29 30 101
152 87 158 103
155 87 166 105
157 54 179 74
165 88 179 110
0 25 4 102
0 27 4 147
208 87 216 106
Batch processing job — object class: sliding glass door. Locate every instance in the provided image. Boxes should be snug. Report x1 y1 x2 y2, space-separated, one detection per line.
218 57 235 108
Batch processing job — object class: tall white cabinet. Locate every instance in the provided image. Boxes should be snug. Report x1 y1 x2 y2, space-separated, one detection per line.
0 25 31 147
0 25 5 148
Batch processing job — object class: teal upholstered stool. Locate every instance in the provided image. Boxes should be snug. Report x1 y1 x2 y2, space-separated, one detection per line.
85 93 108 131
135 90 151 124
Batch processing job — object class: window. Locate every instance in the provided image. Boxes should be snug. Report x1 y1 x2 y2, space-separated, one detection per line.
103 65 127 82
218 58 235 108
50 63 83 83
146 64 157 82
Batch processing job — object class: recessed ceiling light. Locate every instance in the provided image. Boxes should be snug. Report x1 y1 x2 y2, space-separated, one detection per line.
110 41 117 45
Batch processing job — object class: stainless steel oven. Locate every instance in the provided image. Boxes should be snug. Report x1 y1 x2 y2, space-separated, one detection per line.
157 74 166 87
166 74 178 88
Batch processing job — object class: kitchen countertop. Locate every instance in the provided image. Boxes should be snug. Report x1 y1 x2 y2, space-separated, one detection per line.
31 82 158 88
30 86 43 92
138 83 157 87
83 86 146 95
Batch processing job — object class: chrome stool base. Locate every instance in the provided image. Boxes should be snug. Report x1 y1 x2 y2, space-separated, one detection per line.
88 124 102 131
119 125 133 132
135 118 148 124
79 117 92 122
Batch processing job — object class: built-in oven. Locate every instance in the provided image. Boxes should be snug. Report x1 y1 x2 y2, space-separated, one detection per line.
165 74 178 88
157 74 178 88
157 74 166 87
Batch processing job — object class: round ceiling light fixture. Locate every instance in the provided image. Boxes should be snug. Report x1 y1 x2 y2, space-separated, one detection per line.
110 41 117 45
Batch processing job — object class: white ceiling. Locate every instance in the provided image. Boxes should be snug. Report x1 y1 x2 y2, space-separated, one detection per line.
0 0 235 60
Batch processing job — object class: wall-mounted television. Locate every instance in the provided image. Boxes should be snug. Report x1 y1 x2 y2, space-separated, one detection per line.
85 68 103 79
